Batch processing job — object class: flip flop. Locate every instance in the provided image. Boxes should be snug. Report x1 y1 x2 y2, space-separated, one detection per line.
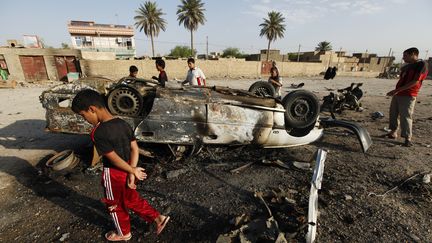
105 231 132 241
156 216 170 235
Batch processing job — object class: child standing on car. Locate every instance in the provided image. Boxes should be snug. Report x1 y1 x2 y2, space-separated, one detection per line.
268 67 282 98
71 89 169 241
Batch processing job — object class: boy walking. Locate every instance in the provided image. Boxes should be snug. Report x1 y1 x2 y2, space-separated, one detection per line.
72 89 169 241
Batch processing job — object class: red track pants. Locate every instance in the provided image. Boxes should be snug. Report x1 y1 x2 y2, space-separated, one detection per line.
102 167 160 236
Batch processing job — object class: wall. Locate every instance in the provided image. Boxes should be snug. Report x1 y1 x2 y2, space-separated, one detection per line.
0 48 81 81
81 59 328 80
81 51 116 60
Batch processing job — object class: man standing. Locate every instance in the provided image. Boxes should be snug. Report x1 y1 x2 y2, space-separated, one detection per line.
181 58 206 86
386 47 428 147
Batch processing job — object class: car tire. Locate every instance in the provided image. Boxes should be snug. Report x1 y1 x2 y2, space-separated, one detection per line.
282 90 320 129
248 81 276 98
46 150 75 171
107 86 143 116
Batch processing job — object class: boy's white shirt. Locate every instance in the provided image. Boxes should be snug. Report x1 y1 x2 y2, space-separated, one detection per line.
186 67 206 85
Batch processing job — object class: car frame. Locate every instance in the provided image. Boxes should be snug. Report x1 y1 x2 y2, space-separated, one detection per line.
40 76 372 155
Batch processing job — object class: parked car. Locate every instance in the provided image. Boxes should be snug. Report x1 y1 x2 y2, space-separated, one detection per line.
40 77 372 157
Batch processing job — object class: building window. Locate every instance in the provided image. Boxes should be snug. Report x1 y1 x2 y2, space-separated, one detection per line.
75 37 83 47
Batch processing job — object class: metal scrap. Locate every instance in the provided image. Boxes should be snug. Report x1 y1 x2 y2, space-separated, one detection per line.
306 149 327 243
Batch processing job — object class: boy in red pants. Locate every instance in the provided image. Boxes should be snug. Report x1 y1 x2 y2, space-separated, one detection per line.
72 89 169 241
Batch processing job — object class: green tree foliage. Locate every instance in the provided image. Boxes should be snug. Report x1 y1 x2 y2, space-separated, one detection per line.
134 1 167 57
61 43 70 49
315 41 332 51
222 47 244 58
177 0 206 56
259 11 285 61
169 46 196 58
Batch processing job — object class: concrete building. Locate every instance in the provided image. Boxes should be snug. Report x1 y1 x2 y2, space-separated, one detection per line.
245 49 289 62
0 47 81 81
67 20 136 60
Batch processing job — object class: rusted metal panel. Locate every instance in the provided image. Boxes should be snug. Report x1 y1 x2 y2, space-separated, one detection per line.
55 56 77 81
19 56 48 81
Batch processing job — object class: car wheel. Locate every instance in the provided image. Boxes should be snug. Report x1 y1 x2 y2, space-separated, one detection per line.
107 86 143 116
282 90 320 129
248 81 276 98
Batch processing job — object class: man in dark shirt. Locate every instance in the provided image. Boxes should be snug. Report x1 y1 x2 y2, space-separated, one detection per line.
386 47 428 147
71 89 169 241
152 59 168 87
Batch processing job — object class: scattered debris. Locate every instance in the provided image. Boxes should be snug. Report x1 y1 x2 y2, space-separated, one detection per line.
344 195 353 201
422 174 431 184
166 168 188 179
59 233 70 242
261 159 290 169
230 162 254 174
290 83 305 89
306 149 327 243
368 171 430 197
371 111 384 120
292 161 311 170
321 83 364 114
45 150 80 171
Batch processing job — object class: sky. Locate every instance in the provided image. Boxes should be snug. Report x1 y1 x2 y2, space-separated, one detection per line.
1 0 431 60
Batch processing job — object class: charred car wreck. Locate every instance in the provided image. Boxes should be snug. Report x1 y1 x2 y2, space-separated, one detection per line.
40 77 372 157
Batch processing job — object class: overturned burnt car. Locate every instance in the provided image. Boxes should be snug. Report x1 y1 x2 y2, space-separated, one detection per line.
40 77 372 155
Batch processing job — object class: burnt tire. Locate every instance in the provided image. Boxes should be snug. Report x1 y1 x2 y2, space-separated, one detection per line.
107 86 143 116
282 90 320 129
248 81 276 98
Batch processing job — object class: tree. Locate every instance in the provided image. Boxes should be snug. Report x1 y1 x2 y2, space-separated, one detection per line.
259 11 285 61
134 1 167 57
222 47 244 58
315 41 332 52
61 43 70 49
177 0 206 57
169 45 196 58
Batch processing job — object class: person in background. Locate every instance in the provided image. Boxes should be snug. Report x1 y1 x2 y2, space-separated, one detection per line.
268 67 282 98
129 65 138 78
152 59 168 87
181 58 206 86
385 47 428 147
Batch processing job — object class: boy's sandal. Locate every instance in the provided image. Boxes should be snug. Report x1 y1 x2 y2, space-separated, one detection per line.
105 231 132 241
156 216 170 235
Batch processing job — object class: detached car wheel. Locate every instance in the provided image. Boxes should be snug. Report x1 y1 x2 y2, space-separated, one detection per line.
107 86 143 116
248 81 276 98
282 90 319 129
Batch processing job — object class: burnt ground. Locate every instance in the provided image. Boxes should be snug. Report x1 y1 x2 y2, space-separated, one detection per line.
0 77 431 242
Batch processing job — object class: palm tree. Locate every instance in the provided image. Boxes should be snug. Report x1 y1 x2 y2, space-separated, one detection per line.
134 1 167 57
259 11 285 61
177 0 206 56
315 41 332 52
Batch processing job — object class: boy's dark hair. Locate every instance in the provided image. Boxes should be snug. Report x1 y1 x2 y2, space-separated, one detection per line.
155 59 165 69
129 65 138 73
71 89 106 113
187 58 195 64
404 47 419 56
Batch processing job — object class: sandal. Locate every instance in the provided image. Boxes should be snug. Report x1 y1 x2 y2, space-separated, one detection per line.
105 231 132 241
156 216 170 235
382 133 397 139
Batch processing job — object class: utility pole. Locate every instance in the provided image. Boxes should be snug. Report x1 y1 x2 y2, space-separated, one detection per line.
297 44 301 62
362 49 368 71
425 50 429 60
206 36 209 59
337 47 342 67
115 14 119 25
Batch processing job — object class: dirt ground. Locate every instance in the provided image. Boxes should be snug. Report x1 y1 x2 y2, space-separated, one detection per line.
0 76 431 242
